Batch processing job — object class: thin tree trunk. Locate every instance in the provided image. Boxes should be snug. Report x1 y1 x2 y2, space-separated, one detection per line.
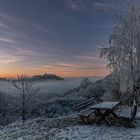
22 96 25 123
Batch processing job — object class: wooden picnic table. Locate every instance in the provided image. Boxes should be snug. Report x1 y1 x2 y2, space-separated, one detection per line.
90 101 120 125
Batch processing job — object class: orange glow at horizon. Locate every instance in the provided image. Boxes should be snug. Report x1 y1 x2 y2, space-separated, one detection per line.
0 66 109 78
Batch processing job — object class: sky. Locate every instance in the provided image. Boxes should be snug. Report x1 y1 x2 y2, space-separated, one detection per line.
0 0 128 78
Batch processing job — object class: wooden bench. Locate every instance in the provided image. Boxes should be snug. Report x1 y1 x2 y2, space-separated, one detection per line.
75 98 97 124
117 100 137 128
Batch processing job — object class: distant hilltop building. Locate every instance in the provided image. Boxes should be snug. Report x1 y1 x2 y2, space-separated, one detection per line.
31 73 64 81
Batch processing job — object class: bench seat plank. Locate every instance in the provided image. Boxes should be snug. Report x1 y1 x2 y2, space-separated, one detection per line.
76 99 95 107
76 102 95 111
77 108 95 117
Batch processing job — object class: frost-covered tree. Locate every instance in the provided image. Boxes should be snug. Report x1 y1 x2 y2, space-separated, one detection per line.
12 75 39 123
0 90 8 125
100 2 140 103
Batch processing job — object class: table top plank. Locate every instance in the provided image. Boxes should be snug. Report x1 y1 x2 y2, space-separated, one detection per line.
90 101 120 110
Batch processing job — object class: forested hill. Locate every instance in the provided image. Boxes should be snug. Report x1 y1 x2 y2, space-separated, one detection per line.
0 73 64 82
31 73 64 81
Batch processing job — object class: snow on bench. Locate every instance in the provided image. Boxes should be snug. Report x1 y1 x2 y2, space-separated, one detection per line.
118 108 132 118
118 100 137 121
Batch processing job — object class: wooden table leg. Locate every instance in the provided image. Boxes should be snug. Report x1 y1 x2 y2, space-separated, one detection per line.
95 109 112 126
105 118 112 126
111 111 118 118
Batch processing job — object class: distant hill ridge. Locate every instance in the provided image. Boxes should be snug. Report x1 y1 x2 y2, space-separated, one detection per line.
0 73 64 81
31 73 64 81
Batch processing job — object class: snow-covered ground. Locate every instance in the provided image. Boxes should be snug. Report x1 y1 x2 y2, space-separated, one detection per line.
51 123 140 140
0 115 140 140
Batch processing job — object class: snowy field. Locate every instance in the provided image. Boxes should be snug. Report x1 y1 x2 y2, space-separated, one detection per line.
0 115 140 140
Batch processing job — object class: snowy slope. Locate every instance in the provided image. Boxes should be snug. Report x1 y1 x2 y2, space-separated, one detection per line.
51 124 140 140
0 115 140 140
